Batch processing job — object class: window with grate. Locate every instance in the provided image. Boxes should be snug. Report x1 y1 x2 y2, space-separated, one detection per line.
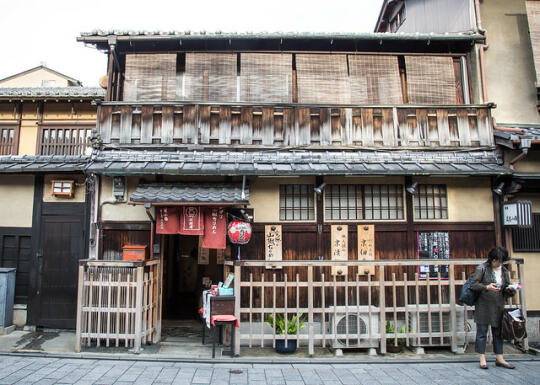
279 184 315 221
414 184 448 219
512 213 540 251
325 184 404 220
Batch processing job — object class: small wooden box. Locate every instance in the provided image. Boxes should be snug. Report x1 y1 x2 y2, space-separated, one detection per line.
122 245 147 261
210 296 235 316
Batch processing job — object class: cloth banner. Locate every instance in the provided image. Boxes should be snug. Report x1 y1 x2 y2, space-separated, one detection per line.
179 206 204 235
203 207 227 249
156 207 180 234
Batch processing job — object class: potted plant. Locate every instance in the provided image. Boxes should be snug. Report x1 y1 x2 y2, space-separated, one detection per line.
266 313 306 353
385 320 407 353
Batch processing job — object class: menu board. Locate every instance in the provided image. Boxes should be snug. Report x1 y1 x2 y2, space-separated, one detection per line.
417 232 450 279
265 225 283 262
331 225 348 276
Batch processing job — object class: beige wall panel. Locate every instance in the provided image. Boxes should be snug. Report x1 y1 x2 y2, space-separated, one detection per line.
482 0 540 124
18 125 38 155
43 174 86 203
507 150 540 173
248 176 315 223
514 252 540 310
0 69 71 87
0 175 34 227
509 194 540 211
0 103 17 120
43 103 97 121
21 104 39 120
414 177 494 222
323 176 404 185
101 176 154 221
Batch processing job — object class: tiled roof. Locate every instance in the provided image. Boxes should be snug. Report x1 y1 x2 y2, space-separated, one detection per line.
130 183 249 204
79 30 482 40
0 155 89 172
0 87 105 99
494 126 540 148
84 150 509 176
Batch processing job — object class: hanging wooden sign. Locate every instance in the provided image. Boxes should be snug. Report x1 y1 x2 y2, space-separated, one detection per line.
198 236 209 265
357 224 375 276
265 225 283 263
331 225 348 276
216 248 225 264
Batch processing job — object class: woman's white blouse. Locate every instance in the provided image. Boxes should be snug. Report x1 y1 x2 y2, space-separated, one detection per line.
493 267 503 287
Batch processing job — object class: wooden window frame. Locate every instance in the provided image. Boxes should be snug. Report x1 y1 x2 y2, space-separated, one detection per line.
324 184 404 221
37 123 94 156
279 184 315 221
512 213 540 251
0 123 20 155
413 184 448 220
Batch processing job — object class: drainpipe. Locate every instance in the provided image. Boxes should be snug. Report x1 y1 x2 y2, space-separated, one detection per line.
144 203 156 260
241 175 246 201
509 139 532 170
473 0 489 103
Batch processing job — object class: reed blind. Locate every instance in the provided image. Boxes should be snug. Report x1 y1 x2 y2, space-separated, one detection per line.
349 55 403 104
296 54 350 104
239 53 292 103
184 53 237 102
526 1 540 83
123 54 176 101
405 56 457 104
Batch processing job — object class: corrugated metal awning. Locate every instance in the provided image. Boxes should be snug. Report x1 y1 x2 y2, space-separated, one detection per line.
129 183 249 205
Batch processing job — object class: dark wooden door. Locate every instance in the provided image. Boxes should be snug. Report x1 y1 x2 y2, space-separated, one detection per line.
36 205 86 329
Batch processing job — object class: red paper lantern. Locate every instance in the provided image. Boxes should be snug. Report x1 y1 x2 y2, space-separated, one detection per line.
227 220 252 244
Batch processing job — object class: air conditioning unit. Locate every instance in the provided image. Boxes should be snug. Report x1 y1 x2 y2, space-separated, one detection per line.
407 306 465 346
327 306 379 349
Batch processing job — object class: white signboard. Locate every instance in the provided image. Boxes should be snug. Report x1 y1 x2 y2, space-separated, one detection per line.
503 201 532 227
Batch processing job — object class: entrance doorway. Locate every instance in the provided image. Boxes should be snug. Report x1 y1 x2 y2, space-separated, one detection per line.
162 234 224 320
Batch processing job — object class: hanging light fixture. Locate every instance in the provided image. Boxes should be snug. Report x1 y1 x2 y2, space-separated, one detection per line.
406 181 418 195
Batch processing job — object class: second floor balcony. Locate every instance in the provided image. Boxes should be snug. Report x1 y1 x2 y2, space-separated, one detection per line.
96 102 495 150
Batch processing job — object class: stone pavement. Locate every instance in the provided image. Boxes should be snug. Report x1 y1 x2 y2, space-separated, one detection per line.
0 355 539 385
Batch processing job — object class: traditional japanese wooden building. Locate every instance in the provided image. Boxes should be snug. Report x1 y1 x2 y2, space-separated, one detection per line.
0 67 103 329
67 30 529 355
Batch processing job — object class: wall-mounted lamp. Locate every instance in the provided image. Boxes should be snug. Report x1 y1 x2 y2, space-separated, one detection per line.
492 182 505 196
314 183 327 196
240 209 253 222
406 181 418 195
51 180 75 198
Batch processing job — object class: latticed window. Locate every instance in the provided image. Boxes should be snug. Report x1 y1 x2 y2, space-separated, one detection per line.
512 213 540 251
324 184 404 220
414 184 448 219
279 185 315 221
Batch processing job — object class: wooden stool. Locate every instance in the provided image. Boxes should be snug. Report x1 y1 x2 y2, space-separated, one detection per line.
210 315 238 358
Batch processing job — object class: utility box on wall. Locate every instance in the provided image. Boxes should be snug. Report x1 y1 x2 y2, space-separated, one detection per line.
0 268 16 328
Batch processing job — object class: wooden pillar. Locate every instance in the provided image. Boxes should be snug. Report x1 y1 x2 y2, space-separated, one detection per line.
307 264 314 356
134 265 144 353
234 264 241 356
517 261 529 351
448 264 458 353
316 176 324 260
75 264 85 353
405 176 415 259
379 265 386 354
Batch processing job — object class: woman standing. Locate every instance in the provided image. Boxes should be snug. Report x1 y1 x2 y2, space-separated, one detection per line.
470 246 516 369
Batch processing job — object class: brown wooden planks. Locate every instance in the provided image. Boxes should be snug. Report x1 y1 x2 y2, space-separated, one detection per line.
99 106 113 143
261 108 275 145
456 109 471 146
219 106 232 144
476 108 492 146
199 105 211 144
183 105 198 144
436 109 450 146
119 106 133 144
381 108 396 146
361 108 374 146
240 107 253 145
297 107 311 146
140 106 153 144
161 106 174 144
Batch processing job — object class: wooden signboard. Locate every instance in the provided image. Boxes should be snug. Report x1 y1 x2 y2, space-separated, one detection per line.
198 236 209 265
357 225 375 276
331 225 348 276
216 248 225 264
265 225 283 268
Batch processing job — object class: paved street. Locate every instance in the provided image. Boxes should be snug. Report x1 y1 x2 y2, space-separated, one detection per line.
0 355 539 385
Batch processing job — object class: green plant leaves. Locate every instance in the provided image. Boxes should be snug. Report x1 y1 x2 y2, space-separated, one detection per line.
266 313 307 335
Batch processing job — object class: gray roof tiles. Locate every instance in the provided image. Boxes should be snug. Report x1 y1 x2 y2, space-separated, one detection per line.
0 87 105 99
129 183 249 204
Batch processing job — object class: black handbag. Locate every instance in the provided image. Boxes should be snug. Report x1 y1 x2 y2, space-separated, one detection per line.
501 308 527 344
458 265 485 306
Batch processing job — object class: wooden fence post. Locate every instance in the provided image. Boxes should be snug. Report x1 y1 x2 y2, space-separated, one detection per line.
134 265 144 353
308 264 314 356
517 261 529 351
75 264 84 353
448 264 458 353
379 265 386 354
234 264 241 356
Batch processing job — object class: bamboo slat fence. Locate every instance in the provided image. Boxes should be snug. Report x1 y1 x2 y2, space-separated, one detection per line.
226 259 527 356
75 259 160 353
38 126 92 155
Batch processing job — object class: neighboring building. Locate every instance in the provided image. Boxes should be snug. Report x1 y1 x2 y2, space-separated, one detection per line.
375 0 540 342
0 67 103 328
72 30 510 353
0 65 82 87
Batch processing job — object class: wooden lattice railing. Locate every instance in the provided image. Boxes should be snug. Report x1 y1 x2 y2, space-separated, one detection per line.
75 259 160 353
38 126 93 155
0 126 18 155
97 103 494 149
226 259 527 356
